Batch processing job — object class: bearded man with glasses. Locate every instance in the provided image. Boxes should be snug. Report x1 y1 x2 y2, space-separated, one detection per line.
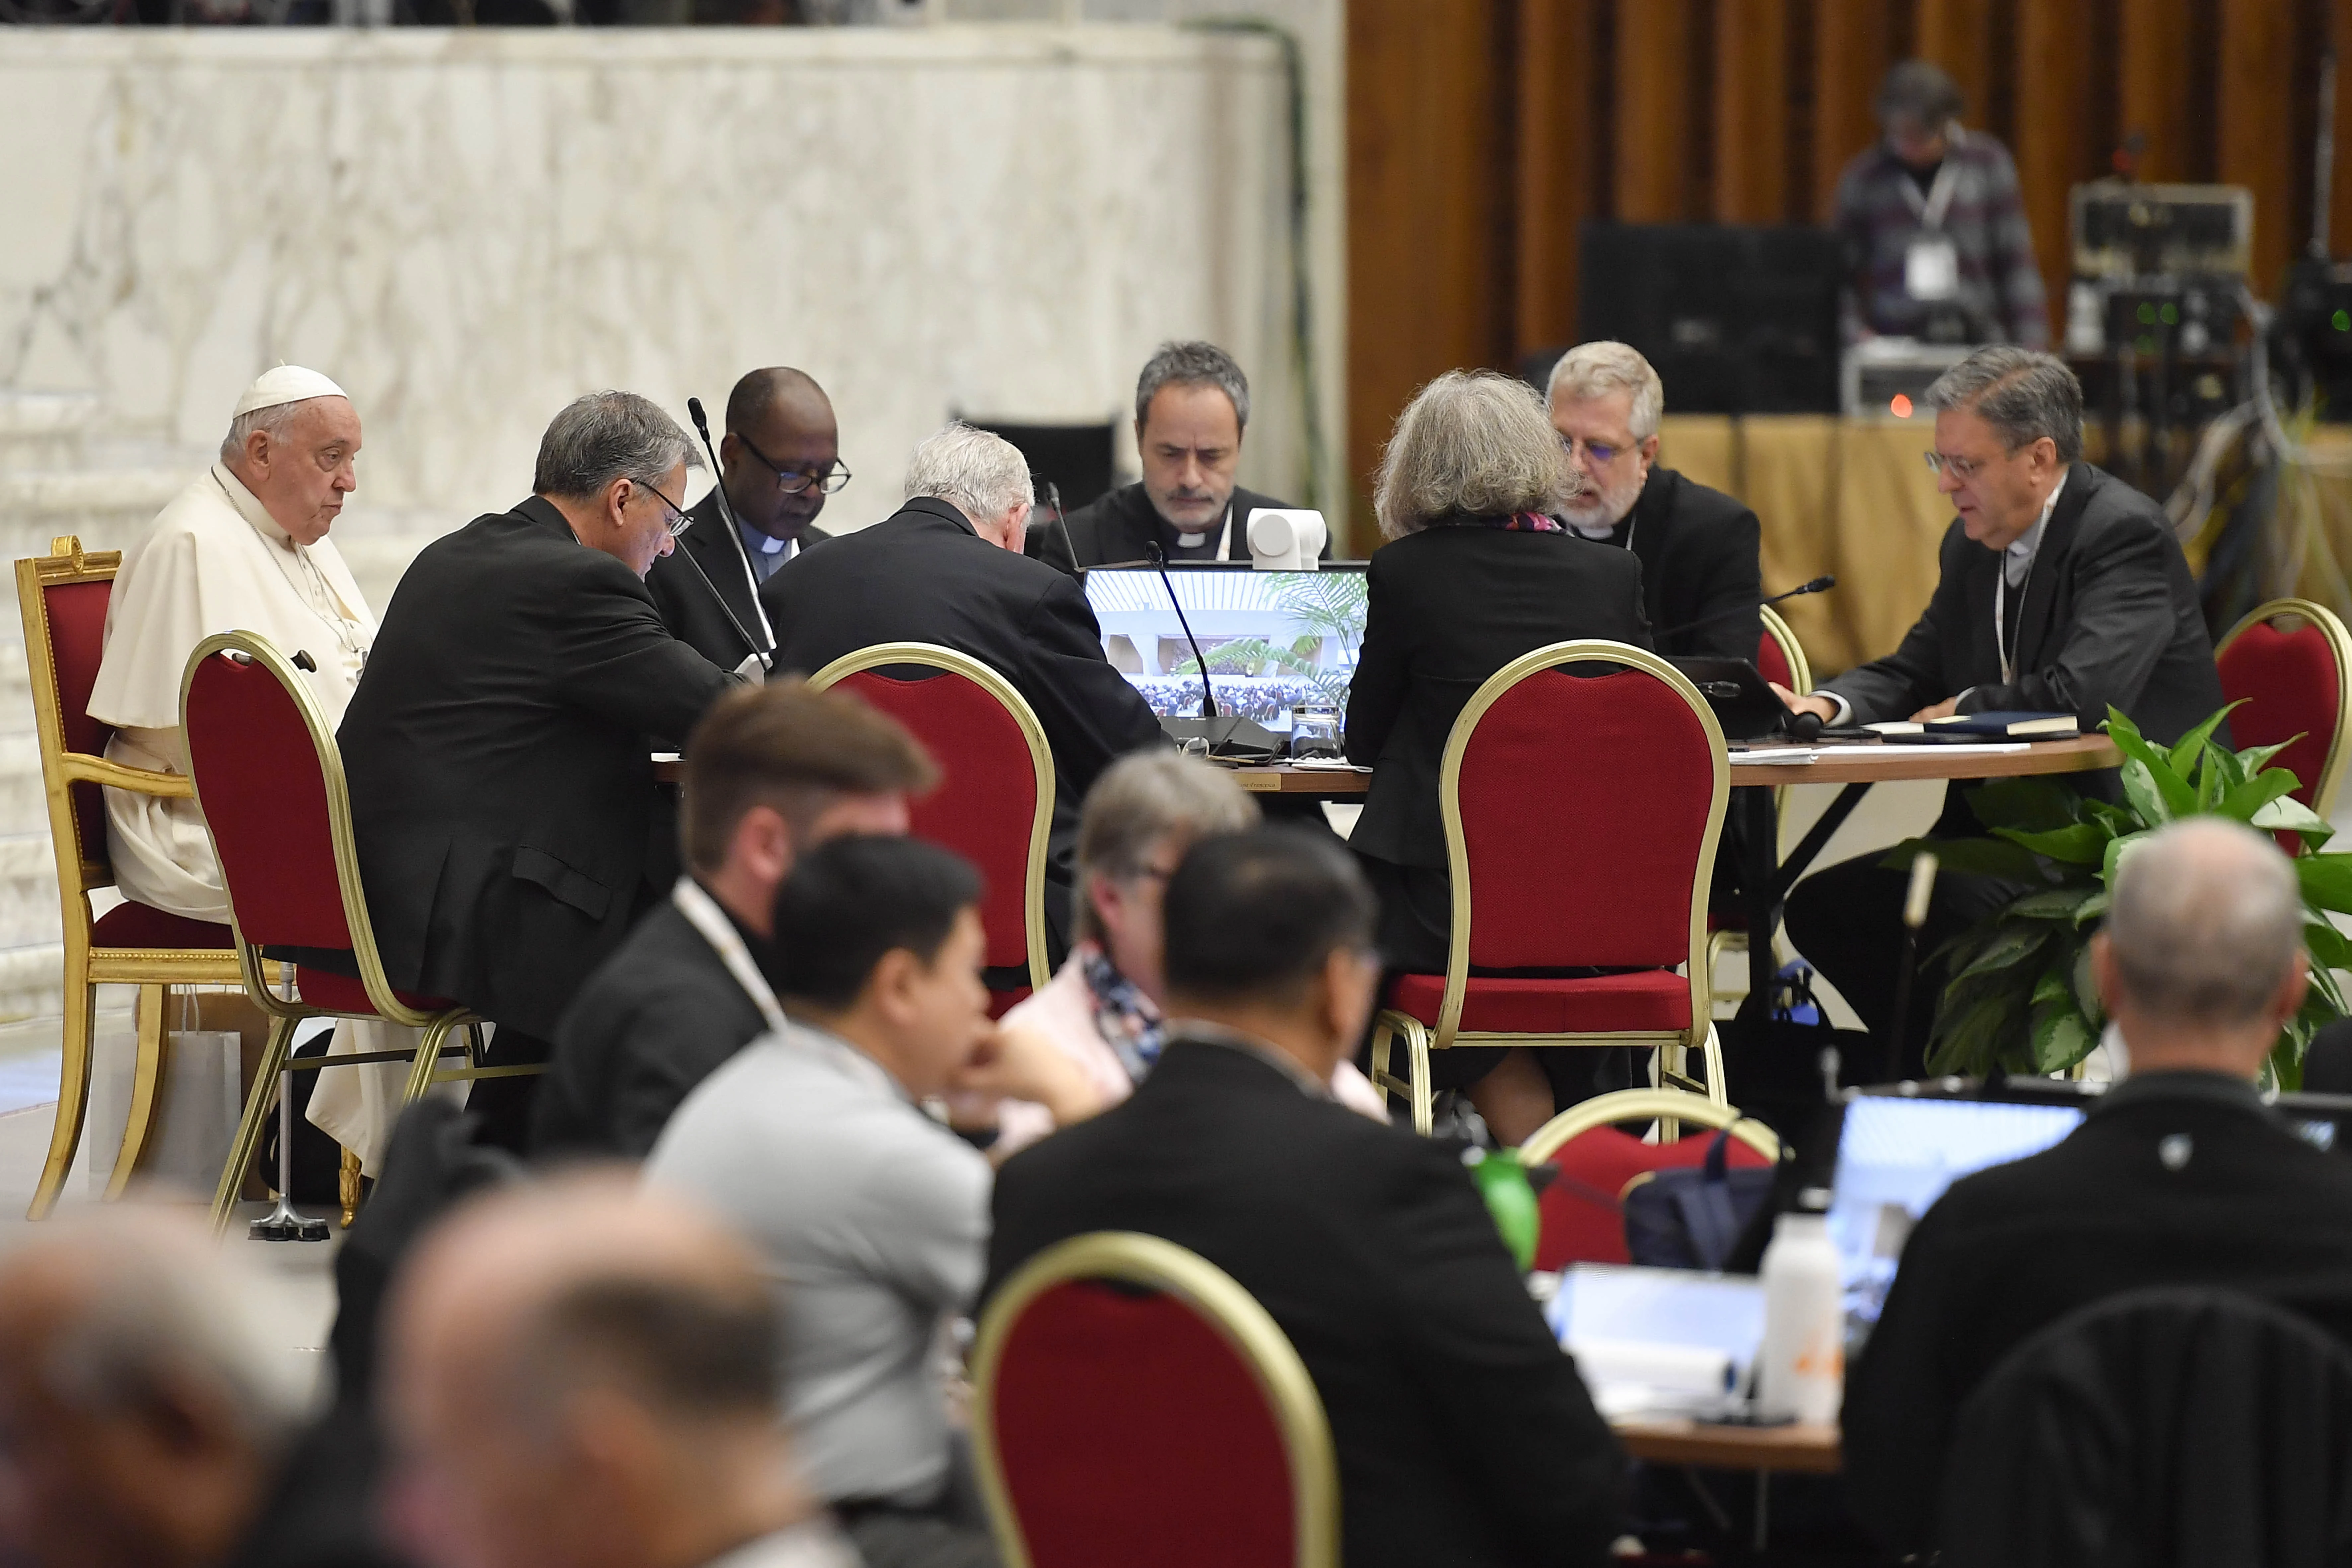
1778 346 2227 1076
648 366 849 669
1543 340 1763 661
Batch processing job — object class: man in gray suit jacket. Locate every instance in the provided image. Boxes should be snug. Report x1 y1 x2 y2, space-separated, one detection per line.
1778 348 2227 1070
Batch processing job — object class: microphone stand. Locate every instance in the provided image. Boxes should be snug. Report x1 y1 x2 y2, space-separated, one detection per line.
1884 850 1941 1081
1144 543 1280 757
684 397 776 670
1047 482 1083 576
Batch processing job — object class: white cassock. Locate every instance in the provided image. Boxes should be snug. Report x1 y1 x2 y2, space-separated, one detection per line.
86 409 435 1176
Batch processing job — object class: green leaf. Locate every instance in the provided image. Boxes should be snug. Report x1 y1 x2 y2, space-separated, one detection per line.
2165 699 2246 779
2069 942 2103 1025
2073 890 2112 927
2298 854 2352 915
2031 1001 2098 1075
1992 823 2112 865
1948 923 2051 984
2030 954 2072 1006
1926 991 2018 1077
2003 887 2104 922
2082 799 2142 834
2220 770 2301 823
1963 777 2088 834
1877 836 2049 883
2253 795 2338 849
2236 740 2302 777
2107 708 2198 821
2304 912 2352 974
2102 830 2153 889
2200 741 2248 795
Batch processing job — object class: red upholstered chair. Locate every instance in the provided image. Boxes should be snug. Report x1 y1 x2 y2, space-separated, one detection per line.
1520 1089 1780 1270
808 643 1053 1012
972 1231 1339 1568
1707 606 1815 1005
180 631 513 1232
2216 599 2352 845
1368 640 1730 1135
15 535 254 1218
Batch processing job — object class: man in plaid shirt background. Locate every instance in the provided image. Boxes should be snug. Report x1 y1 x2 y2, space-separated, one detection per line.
1833 59 2049 350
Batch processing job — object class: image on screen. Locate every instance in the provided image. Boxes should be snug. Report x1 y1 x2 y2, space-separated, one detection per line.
1828 1097 2084 1332
1082 566 1369 723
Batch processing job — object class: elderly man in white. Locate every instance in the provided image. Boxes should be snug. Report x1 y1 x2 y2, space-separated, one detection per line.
88 365 410 1175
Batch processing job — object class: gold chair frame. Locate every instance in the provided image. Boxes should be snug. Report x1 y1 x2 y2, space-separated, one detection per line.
17 536 259 1217
1706 606 1814 1003
1519 1087 1782 1165
1369 640 1731 1135
2216 597 2352 820
971 1231 1340 1568
808 641 1055 994
180 632 523 1232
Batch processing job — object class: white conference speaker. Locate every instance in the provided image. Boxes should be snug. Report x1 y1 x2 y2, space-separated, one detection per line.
1245 508 1328 570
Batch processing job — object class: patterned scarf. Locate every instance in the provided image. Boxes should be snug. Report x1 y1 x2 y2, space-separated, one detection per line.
1429 511 1565 534
1081 942 1166 1082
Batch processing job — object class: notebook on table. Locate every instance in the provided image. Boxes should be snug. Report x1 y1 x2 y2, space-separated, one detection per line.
1866 711 2079 740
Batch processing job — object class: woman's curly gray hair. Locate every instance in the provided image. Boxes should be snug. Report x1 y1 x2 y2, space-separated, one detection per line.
1373 370 1584 540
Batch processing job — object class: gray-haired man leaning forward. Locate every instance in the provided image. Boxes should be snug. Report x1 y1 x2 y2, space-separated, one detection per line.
1779 346 2228 1074
335 390 745 1153
1842 819 2352 1557
762 422 1164 960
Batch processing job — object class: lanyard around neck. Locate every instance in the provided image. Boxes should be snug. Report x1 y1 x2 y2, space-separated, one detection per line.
1898 137 1963 231
1994 555 2034 687
671 878 786 1035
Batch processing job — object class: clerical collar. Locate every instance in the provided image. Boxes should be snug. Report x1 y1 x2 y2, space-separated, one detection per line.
2006 469 2066 587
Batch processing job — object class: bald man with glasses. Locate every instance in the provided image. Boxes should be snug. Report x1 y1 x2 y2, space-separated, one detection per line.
648 367 850 669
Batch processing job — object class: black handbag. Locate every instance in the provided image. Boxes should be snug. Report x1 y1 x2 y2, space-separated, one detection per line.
1623 1128 1780 1272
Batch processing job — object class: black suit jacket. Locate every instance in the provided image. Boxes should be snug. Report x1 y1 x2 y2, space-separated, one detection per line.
1822 462 2226 747
1345 522 1653 870
1844 1072 2352 1555
985 1036 1622 1568
1608 465 1762 661
761 497 1165 921
1027 480 1313 574
337 497 738 1038
531 895 770 1160
645 488 829 669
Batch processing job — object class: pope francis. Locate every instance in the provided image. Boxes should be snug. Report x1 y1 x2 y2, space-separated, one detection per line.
88 366 413 1175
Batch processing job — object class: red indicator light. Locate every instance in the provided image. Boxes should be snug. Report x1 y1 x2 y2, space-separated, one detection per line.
1890 394 1914 418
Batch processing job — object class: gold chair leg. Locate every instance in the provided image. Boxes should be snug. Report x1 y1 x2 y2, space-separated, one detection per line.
211 1015 297 1234
1701 1023 1729 1107
106 984 174 1201
339 1148 362 1229
29 958 99 1219
1369 1020 1393 1115
1405 1020 1434 1137
401 1017 455 1105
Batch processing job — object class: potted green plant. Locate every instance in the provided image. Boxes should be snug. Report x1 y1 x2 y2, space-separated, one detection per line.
1883 703 2352 1087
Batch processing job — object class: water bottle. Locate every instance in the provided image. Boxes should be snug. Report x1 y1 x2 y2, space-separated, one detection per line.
1463 1146 1539 1274
1754 1189 1844 1423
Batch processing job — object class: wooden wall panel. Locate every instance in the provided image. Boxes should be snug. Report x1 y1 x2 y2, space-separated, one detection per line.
1812 0 1897 218
2012 0 2099 327
1615 0 1699 221
2333 1 2352 256
1716 0 1792 222
1516 0 1600 354
2117 0 2197 180
2218 0 2300 292
1912 0 1994 127
1345 0 1509 540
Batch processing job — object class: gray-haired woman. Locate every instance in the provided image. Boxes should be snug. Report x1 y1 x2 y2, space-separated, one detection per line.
1343 370 1655 1144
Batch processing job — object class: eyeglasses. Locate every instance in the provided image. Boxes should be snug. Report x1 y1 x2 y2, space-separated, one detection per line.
738 431 853 496
635 479 694 538
1560 434 1625 466
1923 450 1990 481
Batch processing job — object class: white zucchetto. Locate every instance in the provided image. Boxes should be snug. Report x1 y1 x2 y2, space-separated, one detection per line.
232 364 348 418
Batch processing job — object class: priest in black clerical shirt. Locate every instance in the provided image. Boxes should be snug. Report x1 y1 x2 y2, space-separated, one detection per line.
1030 340 1325 571
1543 341 1763 661
645 367 841 669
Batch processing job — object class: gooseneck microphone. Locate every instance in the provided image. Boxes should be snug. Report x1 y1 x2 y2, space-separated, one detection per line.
1046 482 1083 577
1145 541 1219 720
682 396 774 667
1660 574 1836 640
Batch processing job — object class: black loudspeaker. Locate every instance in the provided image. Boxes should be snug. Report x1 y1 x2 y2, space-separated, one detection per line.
960 418 1119 510
1576 222 1845 415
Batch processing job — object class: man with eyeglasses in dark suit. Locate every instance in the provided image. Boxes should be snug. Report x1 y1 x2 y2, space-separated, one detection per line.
647 367 848 670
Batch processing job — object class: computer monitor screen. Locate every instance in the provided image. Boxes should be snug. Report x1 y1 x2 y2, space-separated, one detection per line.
1082 565 1368 722
1828 1096 2084 1333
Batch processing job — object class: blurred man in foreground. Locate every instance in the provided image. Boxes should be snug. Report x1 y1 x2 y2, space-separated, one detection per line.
985 828 1624 1568
1029 340 1308 570
648 367 846 669
384 1176 854 1568
1844 819 2352 1555
0 1210 399 1568
534 680 939 1160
